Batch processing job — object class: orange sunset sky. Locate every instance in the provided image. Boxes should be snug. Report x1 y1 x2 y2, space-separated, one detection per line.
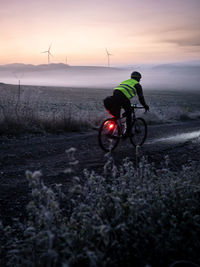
0 0 200 66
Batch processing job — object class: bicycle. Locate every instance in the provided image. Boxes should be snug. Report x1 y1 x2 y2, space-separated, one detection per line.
98 104 148 152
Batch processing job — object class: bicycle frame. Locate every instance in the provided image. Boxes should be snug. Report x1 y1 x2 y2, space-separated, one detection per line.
98 104 147 152
111 105 145 138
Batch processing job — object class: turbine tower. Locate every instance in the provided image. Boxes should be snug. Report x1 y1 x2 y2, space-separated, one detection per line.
105 48 112 67
41 44 53 64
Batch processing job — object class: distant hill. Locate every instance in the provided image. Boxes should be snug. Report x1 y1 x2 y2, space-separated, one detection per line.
1 62 199 75
0 63 124 73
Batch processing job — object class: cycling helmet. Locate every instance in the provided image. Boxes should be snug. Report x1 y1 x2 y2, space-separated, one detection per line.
131 71 142 81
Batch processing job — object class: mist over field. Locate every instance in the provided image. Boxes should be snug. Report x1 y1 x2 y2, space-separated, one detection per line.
0 62 200 90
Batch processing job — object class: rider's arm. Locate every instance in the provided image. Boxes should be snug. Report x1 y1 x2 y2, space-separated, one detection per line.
135 83 148 108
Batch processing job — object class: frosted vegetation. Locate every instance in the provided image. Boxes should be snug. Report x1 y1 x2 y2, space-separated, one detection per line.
0 83 200 135
0 149 200 266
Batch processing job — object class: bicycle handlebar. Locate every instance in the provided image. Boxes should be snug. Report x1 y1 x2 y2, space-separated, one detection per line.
121 104 148 117
131 104 149 113
131 104 144 109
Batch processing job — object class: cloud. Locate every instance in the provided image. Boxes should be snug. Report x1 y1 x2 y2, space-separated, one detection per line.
158 27 200 48
165 38 200 47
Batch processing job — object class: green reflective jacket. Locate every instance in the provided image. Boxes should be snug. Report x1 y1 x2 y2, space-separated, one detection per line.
114 79 138 99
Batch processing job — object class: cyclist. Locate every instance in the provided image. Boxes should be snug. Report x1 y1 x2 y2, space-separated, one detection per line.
104 71 149 137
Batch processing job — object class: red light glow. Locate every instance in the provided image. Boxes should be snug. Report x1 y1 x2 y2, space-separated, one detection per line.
104 121 115 130
109 123 115 129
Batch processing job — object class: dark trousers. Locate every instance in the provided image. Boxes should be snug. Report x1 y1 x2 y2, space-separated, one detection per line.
112 90 132 133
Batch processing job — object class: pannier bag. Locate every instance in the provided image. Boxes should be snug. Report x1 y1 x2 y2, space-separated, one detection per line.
103 96 117 117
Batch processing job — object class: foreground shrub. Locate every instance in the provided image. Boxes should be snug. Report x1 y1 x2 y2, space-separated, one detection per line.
0 153 200 266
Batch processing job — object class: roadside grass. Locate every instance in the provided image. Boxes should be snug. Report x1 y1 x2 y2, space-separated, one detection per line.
0 110 91 135
0 100 94 135
0 150 200 267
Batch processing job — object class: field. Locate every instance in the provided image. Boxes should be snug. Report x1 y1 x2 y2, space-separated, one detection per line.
0 83 200 135
0 83 200 266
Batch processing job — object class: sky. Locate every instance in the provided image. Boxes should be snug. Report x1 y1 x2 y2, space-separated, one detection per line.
0 0 200 66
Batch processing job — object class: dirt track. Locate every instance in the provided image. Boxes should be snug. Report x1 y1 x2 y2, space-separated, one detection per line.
0 120 200 225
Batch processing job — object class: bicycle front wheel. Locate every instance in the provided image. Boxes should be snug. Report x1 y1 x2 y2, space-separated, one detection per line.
130 117 147 147
98 118 120 152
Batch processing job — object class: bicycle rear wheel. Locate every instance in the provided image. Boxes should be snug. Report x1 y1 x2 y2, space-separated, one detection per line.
130 117 147 147
98 118 120 152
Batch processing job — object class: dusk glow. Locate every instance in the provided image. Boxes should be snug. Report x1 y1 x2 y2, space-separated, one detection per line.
1 0 200 65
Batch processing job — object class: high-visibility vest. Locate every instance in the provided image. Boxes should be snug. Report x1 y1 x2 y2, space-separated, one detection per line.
114 79 138 99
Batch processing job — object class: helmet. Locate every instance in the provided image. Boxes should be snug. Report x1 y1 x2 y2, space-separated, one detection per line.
131 71 142 81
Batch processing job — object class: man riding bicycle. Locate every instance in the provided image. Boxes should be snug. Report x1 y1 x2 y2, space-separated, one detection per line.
104 71 149 137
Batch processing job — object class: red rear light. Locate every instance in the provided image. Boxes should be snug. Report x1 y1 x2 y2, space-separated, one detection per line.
109 123 114 129
104 121 115 130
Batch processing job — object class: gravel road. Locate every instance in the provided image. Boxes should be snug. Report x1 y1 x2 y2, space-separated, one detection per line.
0 120 200 224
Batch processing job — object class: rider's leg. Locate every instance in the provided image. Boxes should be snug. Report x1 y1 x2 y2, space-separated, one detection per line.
121 99 132 135
111 91 122 119
113 90 132 135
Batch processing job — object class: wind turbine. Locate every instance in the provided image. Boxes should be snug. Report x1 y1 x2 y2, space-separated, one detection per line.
41 44 53 64
105 48 112 67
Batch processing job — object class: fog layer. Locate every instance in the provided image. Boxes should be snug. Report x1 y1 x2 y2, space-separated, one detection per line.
0 63 199 90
